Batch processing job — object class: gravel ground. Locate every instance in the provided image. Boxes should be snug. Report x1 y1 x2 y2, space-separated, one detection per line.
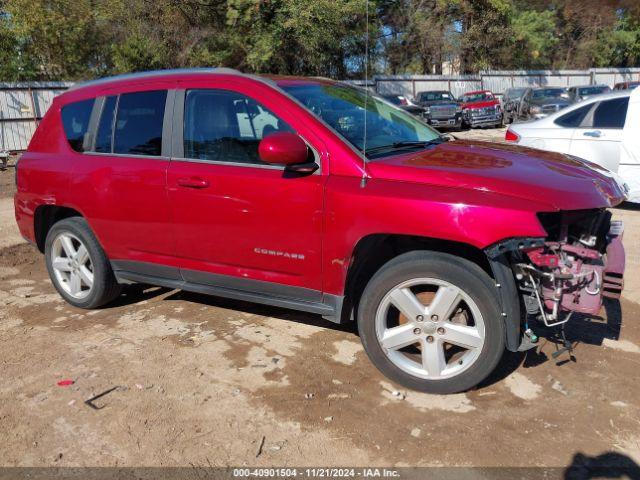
1 133 639 472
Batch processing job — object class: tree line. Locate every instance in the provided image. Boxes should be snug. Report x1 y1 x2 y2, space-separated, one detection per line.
0 0 638 82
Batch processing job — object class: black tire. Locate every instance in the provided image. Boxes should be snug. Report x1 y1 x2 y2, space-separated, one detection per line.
358 251 505 394
44 217 122 309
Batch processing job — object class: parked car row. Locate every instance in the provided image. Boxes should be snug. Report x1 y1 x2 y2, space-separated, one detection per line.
382 80 639 130
383 89 502 130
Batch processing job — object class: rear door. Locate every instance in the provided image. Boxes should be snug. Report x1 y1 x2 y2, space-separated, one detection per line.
166 79 327 296
570 97 629 171
537 102 595 153
69 85 176 264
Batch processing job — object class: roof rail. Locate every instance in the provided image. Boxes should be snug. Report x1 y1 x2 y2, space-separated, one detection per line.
67 67 243 91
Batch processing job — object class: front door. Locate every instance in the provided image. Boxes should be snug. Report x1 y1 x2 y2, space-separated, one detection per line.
167 84 325 297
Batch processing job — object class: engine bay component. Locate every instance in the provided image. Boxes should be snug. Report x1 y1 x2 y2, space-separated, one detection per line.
513 210 625 325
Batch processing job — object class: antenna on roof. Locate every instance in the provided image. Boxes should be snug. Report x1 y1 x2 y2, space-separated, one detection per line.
360 0 369 188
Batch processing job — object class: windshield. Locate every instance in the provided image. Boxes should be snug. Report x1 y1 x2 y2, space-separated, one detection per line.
506 88 526 99
533 88 565 99
462 92 493 102
578 86 610 96
418 91 453 102
282 84 441 158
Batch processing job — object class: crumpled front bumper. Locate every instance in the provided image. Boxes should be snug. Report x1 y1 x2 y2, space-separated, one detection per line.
601 223 625 300
524 220 625 318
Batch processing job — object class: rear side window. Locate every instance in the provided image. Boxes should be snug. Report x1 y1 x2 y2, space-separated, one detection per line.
61 99 94 152
113 90 167 156
592 98 629 129
95 96 117 153
554 104 593 128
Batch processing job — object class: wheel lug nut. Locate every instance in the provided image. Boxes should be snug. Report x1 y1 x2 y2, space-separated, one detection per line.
426 336 434 343
413 328 422 335
431 315 439 321
416 315 424 322
437 327 445 335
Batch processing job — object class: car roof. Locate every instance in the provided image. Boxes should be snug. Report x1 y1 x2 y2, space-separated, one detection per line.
67 68 244 91
65 68 341 97
463 90 491 95
572 84 610 89
566 89 632 102
417 90 450 94
531 86 566 90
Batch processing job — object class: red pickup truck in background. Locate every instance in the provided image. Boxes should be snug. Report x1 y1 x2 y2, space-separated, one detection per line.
460 90 503 128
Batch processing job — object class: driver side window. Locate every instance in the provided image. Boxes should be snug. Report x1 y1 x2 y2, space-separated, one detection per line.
183 89 293 165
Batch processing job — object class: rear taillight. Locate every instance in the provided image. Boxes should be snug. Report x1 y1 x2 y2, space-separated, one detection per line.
505 129 520 142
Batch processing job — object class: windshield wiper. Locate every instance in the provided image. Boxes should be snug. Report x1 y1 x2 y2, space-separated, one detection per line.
364 138 445 155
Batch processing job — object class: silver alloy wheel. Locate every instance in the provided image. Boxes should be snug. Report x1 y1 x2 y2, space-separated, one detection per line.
375 278 485 380
50 232 94 300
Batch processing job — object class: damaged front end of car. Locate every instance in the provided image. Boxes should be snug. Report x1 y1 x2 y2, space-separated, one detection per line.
486 209 625 353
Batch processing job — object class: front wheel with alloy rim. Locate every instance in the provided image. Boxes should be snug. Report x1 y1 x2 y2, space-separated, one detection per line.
358 251 505 394
45 217 122 309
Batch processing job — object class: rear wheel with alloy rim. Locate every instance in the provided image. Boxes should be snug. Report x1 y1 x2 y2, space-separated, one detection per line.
358 251 505 394
45 217 122 309
51 232 94 300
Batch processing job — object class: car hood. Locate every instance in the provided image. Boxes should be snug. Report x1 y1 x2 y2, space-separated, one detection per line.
461 100 498 109
530 97 570 107
367 140 626 211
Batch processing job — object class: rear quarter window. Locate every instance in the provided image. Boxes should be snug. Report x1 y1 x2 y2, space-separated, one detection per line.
113 90 167 156
554 103 593 128
61 99 95 152
592 98 629 129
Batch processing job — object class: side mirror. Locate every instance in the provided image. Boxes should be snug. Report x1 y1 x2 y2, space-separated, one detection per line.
258 132 317 173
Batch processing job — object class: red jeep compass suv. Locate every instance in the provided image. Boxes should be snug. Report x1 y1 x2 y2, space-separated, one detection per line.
14 69 627 393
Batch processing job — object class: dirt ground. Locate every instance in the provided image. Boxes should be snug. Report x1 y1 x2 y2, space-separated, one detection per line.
1 134 639 472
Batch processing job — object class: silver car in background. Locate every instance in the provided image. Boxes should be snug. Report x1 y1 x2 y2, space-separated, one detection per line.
506 89 639 202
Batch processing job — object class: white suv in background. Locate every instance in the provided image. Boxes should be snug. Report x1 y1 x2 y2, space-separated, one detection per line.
506 89 639 202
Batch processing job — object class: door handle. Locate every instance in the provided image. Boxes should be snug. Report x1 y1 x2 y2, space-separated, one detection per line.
583 130 602 138
176 177 209 189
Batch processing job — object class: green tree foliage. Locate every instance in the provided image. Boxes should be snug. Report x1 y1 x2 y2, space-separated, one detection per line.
2 0 107 79
511 10 558 69
0 0 373 80
0 0 638 80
